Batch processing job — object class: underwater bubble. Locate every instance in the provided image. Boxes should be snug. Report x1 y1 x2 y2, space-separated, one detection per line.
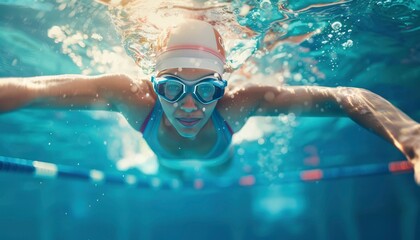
264 91 275 102
58 3 66 11
281 146 288 154
293 73 303 81
91 33 103 41
130 85 138 93
331 21 342 31
171 179 181 189
251 11 261 20
151 178 161 188
342 39 353 48
260 0 272 10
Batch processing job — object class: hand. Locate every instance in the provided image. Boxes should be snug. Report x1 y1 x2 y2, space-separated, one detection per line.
414 162 420 185
399 124 420 184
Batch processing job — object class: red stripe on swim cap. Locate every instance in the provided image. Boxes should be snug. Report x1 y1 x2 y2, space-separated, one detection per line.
162 45 226 63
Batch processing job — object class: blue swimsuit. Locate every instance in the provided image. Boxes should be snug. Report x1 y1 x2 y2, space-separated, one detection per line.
140 101 234 168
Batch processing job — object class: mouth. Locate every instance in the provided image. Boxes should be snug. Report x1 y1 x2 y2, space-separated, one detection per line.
177 118 202 127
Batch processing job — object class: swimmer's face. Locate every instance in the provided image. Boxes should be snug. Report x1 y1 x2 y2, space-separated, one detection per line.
157 68 219 138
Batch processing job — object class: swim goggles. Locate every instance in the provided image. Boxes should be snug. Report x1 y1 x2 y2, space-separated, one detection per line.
151 74 227 104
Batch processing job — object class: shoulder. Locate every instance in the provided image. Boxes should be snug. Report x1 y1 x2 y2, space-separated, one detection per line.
97 74 157 129
217 83 279 112
96 74 153 96
216 83 325 131
216 83 264 132
95 74 154 101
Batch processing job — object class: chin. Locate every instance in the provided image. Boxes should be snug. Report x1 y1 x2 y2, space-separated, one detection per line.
181 134 197 139
178 131 198 139
176 126 200 138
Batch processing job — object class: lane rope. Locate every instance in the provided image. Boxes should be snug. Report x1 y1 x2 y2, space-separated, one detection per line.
0 156 413 190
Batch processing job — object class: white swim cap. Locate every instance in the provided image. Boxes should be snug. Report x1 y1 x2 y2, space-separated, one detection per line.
155 19 226 75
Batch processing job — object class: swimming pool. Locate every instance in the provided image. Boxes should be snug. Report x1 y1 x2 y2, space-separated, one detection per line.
0 0 419 239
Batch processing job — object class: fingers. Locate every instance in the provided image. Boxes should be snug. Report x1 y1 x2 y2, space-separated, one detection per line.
415 162 420 185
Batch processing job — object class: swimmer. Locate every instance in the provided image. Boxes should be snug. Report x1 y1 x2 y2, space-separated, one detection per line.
0 19 419 182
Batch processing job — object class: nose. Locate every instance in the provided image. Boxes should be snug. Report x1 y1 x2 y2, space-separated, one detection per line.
180 94 198 112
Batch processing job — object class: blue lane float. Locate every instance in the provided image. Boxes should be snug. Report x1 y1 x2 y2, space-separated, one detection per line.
0 156 413 190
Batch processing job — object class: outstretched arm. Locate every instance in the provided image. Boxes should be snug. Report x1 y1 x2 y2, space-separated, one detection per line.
0 74 150 111
226 85 420 183
0 74 155 128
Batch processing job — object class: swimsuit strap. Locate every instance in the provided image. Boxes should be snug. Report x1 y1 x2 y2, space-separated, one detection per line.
213 109 234 135
198 109 233 159
140 108 154 133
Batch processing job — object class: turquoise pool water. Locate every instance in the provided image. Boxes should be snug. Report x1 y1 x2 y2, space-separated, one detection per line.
0 0 419 239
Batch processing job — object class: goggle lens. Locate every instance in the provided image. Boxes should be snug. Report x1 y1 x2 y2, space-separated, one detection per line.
152 75 226 104
196 82 216 102
162 80 183 101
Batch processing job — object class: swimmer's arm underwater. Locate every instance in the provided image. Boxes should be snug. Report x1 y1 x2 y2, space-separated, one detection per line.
226 85 420 183
0 74 153 113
